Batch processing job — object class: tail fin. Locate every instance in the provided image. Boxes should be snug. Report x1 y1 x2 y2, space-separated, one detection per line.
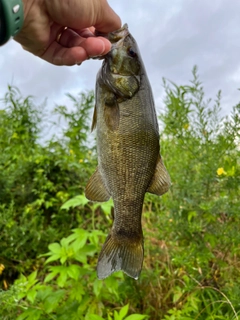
97 234 144 280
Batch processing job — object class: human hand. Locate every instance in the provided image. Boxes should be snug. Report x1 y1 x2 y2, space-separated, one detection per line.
14 0 121 66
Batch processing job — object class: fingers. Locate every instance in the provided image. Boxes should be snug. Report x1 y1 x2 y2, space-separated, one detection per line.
14 0 121 66
42 43 88 65
45 0 121 33
41 26 111 65
54 24 111 53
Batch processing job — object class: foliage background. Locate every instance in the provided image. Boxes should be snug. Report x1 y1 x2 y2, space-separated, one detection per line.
0 68 239 319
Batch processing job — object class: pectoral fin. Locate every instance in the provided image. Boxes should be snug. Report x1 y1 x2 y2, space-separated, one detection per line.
147 156 171 196
85 167 110 202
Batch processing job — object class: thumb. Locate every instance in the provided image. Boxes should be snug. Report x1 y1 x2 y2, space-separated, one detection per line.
93 1 121 33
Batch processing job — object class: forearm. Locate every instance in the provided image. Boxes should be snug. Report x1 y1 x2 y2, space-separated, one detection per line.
14 0 50 55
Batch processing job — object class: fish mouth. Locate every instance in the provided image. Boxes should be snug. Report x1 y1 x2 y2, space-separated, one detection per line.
93 24 129 60
95 23 129 42
108 23 129 43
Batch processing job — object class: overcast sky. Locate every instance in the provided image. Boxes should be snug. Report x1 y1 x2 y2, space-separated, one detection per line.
1 0 240 120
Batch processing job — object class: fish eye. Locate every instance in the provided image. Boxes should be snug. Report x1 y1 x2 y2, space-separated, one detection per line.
127 47 137 58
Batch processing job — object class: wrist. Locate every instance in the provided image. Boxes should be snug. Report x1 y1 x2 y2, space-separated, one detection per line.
0 0 24 46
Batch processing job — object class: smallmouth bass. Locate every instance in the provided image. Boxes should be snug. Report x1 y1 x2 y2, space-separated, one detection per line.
85 24 171 280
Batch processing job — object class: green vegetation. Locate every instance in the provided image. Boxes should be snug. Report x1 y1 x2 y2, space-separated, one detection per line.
0 67 239 319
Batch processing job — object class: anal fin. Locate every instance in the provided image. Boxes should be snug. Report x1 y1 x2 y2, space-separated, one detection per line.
147 156 171 196
85 167 110 202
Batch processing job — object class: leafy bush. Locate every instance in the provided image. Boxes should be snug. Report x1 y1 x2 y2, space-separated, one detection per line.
0 87 96 284
0 224 147 320
0 68 239 319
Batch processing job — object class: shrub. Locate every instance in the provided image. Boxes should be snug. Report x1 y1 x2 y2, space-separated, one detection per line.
0 68 239 319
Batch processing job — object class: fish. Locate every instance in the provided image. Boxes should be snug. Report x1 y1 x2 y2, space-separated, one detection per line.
85 24 171 280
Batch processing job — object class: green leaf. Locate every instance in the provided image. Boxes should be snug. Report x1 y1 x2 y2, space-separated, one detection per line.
173 286 183 303
93 279 103 297
99 199 114 215
61 236 75 247
114 310 120 320
77 295 91 314
44 266 68 286
60 255 68 264
124 315 148 320
88 315 105 320
187 211 197 222
17 308 42 320
27 270 38 283
57 269 68 287
43 289 65 313
71 229 89 250
25 271 38 290
69 282 85 301
26 289 37 303
44 271 58 283
74 245 97 264
67 264 81 280
45 253 61 264
61 195 88 210
48 242 61 254
119 304 129 319
36 286 53 300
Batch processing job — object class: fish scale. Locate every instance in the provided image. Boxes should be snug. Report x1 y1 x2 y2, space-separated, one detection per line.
85 24 171 280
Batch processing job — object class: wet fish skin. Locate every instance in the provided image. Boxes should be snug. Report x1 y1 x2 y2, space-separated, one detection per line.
86 24 171 280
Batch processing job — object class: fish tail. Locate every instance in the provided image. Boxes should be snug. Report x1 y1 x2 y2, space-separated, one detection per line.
97 233 144 280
